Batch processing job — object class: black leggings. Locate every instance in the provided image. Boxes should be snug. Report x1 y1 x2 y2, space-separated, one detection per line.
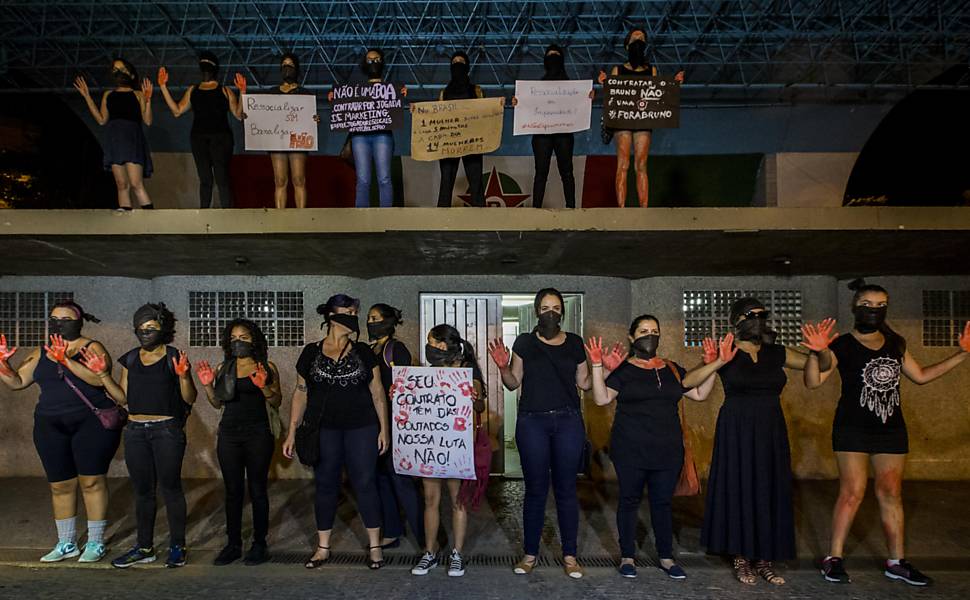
532 133 575 208
438 154 484 207
313 424 381 531
124 419 187 548
190 130 234 208
217 429 274 546
613 459 682 559
33 409 121 483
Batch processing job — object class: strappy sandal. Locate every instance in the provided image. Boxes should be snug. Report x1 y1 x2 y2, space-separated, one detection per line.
305 545 330 569
733 556 757 585
513 555 537 574
367 546 385 570
754 560 785 585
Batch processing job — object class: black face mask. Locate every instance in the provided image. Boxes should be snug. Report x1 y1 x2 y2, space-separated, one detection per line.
135 329 164 350
853 306 887 334
627 40 646 67
450 62 470 80
49 318 83 341
736 314 769 342
631 334 660 359
230 340 254 358
363 61 384 78
329 313 360 334
112 69 133 86
281 65 298 83
543 54 565 76
200 63 218 81
426 344 461 367
536 311 562 339
367 320 395 341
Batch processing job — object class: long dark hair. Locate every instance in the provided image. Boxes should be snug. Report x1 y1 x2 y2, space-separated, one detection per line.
533 287 565 317
429 324 481 370
316 294 360 324
111 57 139 86
219 318 270 366
369 303 403 336
848 278 906 354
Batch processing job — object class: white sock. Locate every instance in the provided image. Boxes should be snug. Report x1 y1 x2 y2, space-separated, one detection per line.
87 520 107 544
55 517 76 544
887 558 901 566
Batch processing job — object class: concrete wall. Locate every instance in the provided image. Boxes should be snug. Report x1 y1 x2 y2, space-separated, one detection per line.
1 274 968 480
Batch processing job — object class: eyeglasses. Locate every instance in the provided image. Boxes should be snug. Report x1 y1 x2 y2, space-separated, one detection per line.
742 310 770 320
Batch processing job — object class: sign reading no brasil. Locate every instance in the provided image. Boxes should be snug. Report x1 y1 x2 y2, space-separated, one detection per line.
410 97 504 161
604 76 681 129
391 366 475 480
242 93 318 151
329 82 403 134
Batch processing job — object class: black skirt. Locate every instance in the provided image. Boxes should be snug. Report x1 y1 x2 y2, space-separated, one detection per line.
832 423 908 454
103 119 153 177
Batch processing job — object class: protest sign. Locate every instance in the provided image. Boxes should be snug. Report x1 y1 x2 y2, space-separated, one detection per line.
512 79 592 135
603 76 681 129
242 93 318 151
329 82 403 133
410 97 504 161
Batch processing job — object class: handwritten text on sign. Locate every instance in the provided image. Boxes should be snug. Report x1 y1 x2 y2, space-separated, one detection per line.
603 76 681 130
329 82 403 134
242 93 318 151
391 366 475 480
410 97 504 161
512 80 592 136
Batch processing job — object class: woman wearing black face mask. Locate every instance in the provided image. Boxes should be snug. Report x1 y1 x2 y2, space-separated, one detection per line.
682 297 825 586
804 280 970 586
195 319 281 566
79 303 196 568
586 315 717 580
0 302 120 563
74 58 155 210
596 28 684 207
283 294 390 569
156 52 244 208
366 303 424 549
487 288 590 578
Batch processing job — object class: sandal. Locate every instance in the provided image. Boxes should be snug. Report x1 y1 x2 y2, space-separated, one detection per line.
367 546 384 570
754 560 785 585
513 555 537 574
733 557 757 585
304 545 330 569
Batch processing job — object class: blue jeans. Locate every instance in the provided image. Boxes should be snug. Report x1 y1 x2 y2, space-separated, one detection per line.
515 408 585 556
351 132 394 207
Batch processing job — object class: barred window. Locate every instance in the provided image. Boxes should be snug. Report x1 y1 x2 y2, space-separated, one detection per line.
188 291 304 347
683 289 802 347
0 291 75 347
922 290 970 347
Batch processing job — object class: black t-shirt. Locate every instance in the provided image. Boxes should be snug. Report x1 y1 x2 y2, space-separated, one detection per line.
220 372 273 436
119 346 184 419
606 361 689 469
830 334 906 432
297 340 378 430
372 339 413 394
512 332 587 412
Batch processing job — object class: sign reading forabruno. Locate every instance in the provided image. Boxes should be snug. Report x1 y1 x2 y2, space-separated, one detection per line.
329 82 403 134
512 80 593 135
390 366 475 480
410 97 504 161
604 76 681 129
242 93 318 151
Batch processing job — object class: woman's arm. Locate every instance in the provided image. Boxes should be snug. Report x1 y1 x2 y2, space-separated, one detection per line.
55 340 111 387
281 374 308 459
683 371 716 401
171 351 197 405
471 379 486 414
802 319 839 388
0 344 40 391
195 360 221 409
260 362 282 408
77 346 127 404
369 367 389 454
584 337 615 406
73 77 109 125
138 79 153 126
683 334 737 388
901 321 970 384
575 359 591 391
488 338 523 390
224 86 244 121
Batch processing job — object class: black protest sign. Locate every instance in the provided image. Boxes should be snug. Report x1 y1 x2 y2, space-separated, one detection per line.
604 76 681 129
329 82 404 133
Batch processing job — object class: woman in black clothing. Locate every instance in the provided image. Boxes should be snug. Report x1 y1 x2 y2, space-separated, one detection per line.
367 304 425 549
804 281 970 586
586 315 717 580
157 52 244 208
196 319 282 566
684 297 828 586
283 294 390 570
487 288 590 578
74 58 155 210
80 303 197 569
0 302 119 563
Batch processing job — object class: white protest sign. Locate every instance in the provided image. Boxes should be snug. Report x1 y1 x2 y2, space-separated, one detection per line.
242 93 318 151
390 366 475 480
512 79 593 135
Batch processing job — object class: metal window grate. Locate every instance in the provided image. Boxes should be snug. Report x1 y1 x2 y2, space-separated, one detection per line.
922 290 970 347
0 292 75 347
188 291 304 347
683 289 802 347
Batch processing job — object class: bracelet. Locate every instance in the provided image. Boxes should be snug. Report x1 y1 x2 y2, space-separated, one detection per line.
591 363 603 368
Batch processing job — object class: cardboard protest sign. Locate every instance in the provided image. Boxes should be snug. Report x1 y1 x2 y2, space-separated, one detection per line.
242 93 318 151
410 97 504 161
329 82 403 134
603 76 681 129
512 79 592 135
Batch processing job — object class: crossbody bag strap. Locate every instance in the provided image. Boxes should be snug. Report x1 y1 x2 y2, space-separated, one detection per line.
57 365 99 412
531 335 581 404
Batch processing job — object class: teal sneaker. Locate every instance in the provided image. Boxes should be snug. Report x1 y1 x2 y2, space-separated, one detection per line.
78 541 107 563
111 546 156 568
40 541 80 563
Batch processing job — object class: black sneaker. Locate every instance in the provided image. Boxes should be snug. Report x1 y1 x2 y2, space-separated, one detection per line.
411 551 439 576
213 544 242 566
244 542 270 566
165 545 187 568
821 556 850 583
111 546 156 569
885 559 932 586
447 549 465 577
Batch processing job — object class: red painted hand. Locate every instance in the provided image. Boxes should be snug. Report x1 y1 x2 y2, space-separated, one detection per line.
584 337 604 364
234 72 247 94
249 363 268 389
0 333 17 365
196 360 215 386
959 321 970 353
454 416 467 431
701 337 718 364
487 338 511 368
718 333 738 363
603 343 627 372
419 463 433 476
78 346 108 374
801 318 839 352
157 67 169 87
43 334 69 365
172 351 191 377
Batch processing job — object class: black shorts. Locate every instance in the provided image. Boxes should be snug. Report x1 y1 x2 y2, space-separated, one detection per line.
33 410 122 482
832 424 908 455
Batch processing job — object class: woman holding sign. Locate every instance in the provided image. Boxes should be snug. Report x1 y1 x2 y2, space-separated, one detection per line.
435 51 489 208
409 324 486 578
597 28 684 207
283 294 390 570
488 288 590 578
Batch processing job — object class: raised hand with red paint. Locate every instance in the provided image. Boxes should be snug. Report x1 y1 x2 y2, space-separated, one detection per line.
801 318 839 352
718 333 738 363
234 72 247 94
959 321 970 353
43 334 70 365
702 337 718 364
173 350 191 378
78 346 108 374
196 360 215 387
0 334 17 368
584 337 604 365
603 342 627 372
249 362 268 389
487 338 511 368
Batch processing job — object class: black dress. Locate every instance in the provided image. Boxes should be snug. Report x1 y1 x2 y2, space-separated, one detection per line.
700 343 795 561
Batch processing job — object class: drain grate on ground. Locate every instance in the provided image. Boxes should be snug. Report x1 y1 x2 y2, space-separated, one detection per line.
262 552 706 569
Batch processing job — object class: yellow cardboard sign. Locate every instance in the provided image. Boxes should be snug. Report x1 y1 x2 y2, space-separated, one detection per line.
410 97 505 161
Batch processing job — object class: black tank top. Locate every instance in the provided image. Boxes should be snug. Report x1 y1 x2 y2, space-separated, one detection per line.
119 347 184 418
34 344 114 416
107 90 141 122
191 84 231 134
618 63 654 77
219 373 271 435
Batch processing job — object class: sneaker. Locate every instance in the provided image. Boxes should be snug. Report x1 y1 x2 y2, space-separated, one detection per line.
618 562 637 578
78 541 107 563
447 549 465 577
110 546 156 568
661 563 687 580
884 559 932 586
411 551 439 576
213 544 242 566
40 541 80 563
244 542 270 566
165 545 187 568
821 556 850 583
